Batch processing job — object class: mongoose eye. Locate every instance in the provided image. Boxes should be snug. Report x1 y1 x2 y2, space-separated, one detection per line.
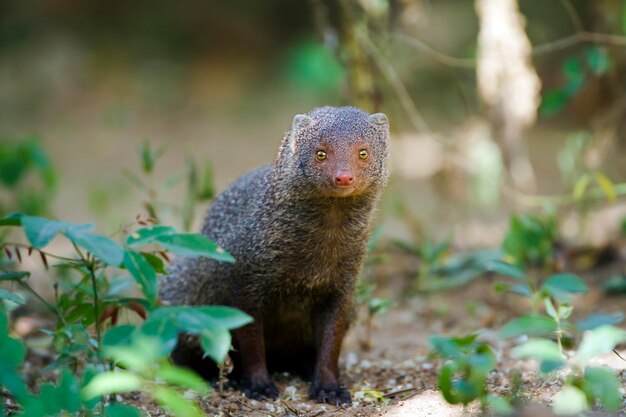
358 149 369 160
316 150 327 161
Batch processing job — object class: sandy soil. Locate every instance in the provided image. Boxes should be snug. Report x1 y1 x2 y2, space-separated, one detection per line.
109 256 626 417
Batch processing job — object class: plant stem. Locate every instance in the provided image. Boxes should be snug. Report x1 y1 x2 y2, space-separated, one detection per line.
17 281 66 326
3 242 80 262
88 266 102 351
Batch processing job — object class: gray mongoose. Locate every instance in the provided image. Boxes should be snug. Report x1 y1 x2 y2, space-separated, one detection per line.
159 106 390 405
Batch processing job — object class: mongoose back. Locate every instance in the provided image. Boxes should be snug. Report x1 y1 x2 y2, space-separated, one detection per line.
160 106 390 405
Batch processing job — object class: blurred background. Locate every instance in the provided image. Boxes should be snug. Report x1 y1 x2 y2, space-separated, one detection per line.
2 0 626 249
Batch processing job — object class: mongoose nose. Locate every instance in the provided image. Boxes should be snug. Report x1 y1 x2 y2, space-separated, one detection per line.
335 171 354 186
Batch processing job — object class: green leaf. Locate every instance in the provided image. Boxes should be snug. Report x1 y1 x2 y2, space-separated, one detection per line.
0 271 30 281
66 229 125 266
576 325 626 361
81 371 142 399
541 89 570 116
572 173 591 200
154 233 235 263
22 215 84 248
540 359 566 374
510 284 532 297
544 298 558 321
140 318 179 357
0 289 26 305
123 251 158 305
511 339 563 363
0 364 27 399
0 212 24 226
485 260 526 280
152 386 205 417
562 58 585 94
583 366 622 411
0 318 26 368
594 172 616 203
102 325 136 348
552 385 588 415
199 325 231 364
54 368 82 413
487 395 514 415
126 226 176 247
576 312 624 331
541 273 588 296
141 252 167 274
140 140 155 174
155 365 209 393
438 361 461 405
499 315 557 338
196 306 253 329
105 403 145 417
586 47 611 75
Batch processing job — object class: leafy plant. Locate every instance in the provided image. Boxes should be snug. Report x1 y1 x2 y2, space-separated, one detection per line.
394 237 502 292
0 137 57 216
429 334 512 415
0 212 249 416
541 47 612 116
489 256 625 414
501 212 558 270
123 141 215 231
511 325 626 415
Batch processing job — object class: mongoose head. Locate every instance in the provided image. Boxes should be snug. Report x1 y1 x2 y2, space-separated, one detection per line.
277 106 390 198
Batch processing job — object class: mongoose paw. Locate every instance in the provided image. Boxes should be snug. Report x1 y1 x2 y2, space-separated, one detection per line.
309 385 351 406
242 380 279 401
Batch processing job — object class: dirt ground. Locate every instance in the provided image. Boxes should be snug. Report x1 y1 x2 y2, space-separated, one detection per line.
114 252 626 417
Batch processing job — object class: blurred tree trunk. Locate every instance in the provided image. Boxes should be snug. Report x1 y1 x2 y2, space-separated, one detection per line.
475 0 541 194
312 0 389 113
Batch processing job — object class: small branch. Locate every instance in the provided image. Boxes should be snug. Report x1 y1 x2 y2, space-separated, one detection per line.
393 31 626 70
3 243 79 263
559 0 584 33
17 281 66 326
383 386 419 398
360 33 431 134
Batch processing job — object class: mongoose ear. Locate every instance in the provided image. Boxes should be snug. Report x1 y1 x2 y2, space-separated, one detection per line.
292 114 313 131
281 114 313 159
369 113 388 127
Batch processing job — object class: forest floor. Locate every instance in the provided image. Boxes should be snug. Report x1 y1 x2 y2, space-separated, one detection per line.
115 250 626 417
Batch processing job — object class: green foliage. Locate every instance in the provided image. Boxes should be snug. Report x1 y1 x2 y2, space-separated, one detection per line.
395 237 502 292
0 137 57 216
0 210 248 417
286 39 345 93
429 334 507 412
541 47 612 116
123 142 215 231
476 211 626 415
501 213 558 268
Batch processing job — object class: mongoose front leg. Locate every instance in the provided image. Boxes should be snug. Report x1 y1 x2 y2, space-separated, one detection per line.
233 317 279 400
309 299 351 405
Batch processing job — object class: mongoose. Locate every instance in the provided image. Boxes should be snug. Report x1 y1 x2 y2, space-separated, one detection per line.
160 106 390 405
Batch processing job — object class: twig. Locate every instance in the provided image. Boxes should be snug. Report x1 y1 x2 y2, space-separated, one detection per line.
280 400 300 415
359 33 431 134
613 349 626 362
559 0 584 33
3 243 79 262
393 30 626 69
17 281 66 325
383 386 419 398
